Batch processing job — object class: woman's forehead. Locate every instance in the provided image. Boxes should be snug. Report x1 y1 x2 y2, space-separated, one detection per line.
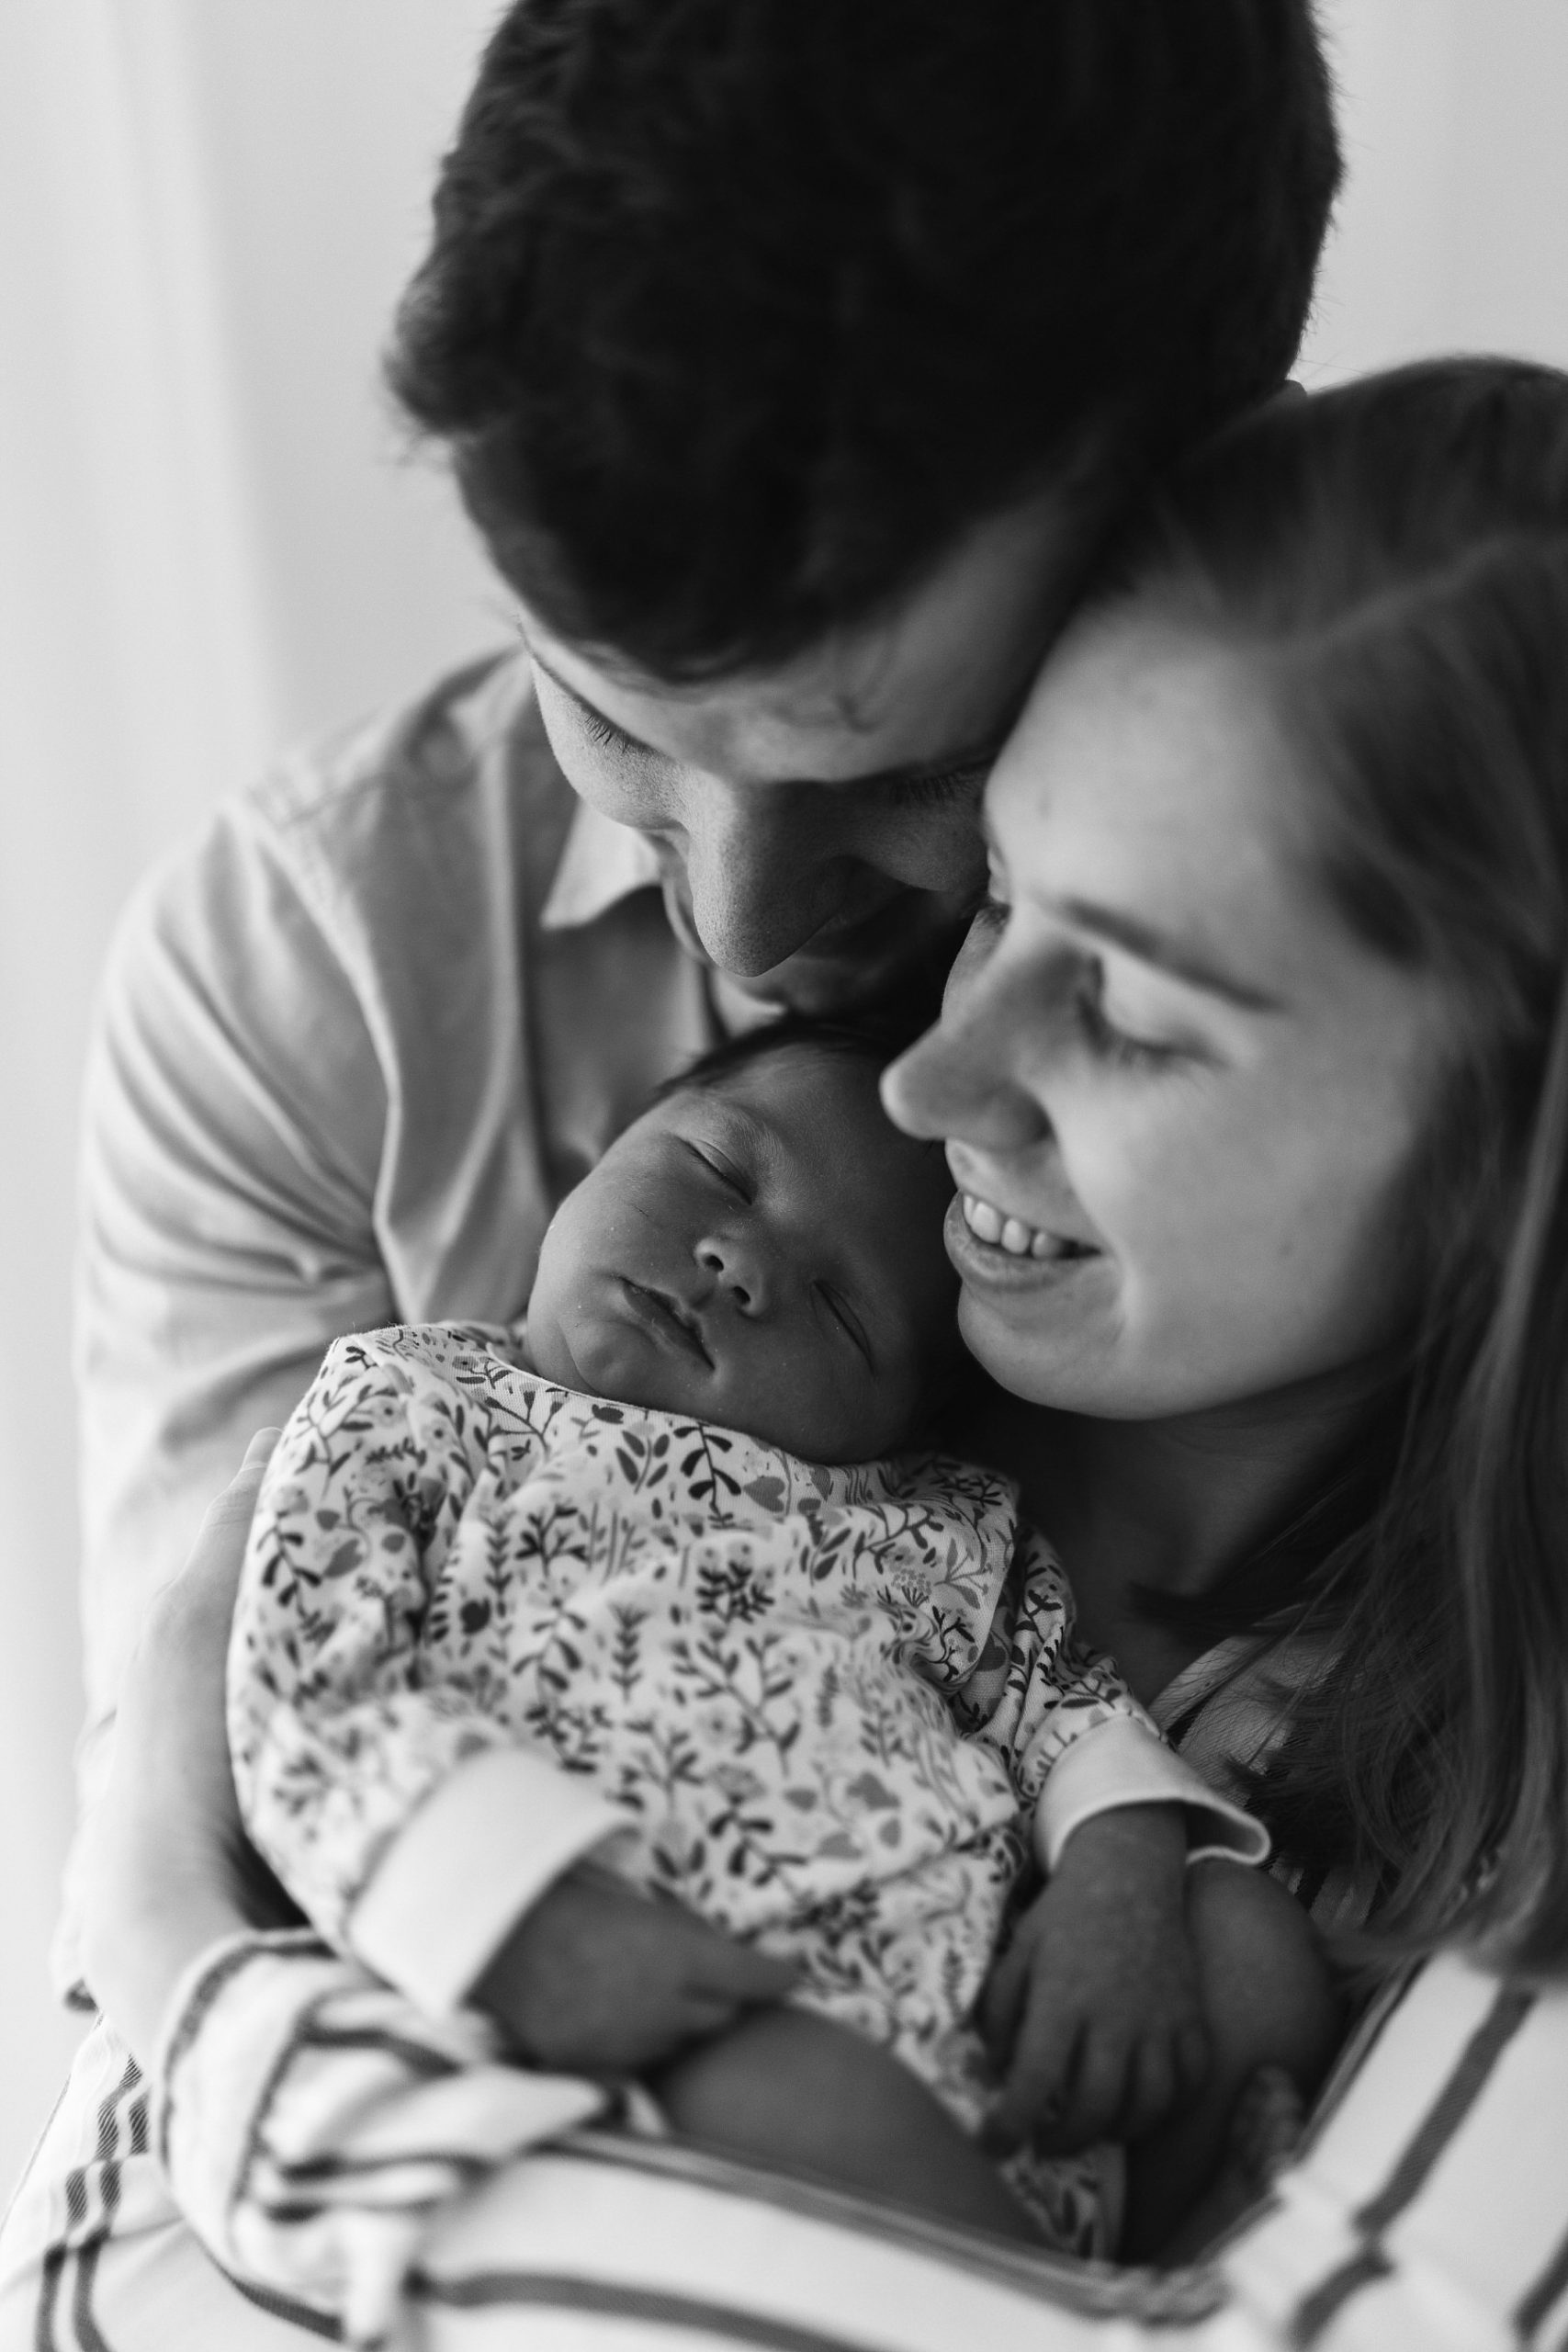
987 619 1325 973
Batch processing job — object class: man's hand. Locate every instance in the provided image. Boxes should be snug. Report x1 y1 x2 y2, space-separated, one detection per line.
79 1429 290 2063
472 1865 799 2075
978 1804 1210 2156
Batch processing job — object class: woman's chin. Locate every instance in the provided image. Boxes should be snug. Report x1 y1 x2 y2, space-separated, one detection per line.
951 1238 1123 1412
954 1288 1095 1410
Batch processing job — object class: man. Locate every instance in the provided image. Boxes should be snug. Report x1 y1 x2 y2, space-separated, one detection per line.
70 0 1338 1982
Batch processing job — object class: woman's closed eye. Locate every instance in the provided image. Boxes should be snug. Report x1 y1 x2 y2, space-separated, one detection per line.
1071 957 1186 1073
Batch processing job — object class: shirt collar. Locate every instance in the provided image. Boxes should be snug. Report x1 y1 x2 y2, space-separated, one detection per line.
540 797 665 932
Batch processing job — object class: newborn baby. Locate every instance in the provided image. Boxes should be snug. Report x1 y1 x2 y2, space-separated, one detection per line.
231 1021 1303 2256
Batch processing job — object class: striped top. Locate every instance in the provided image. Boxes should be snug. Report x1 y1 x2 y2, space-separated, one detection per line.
149 1935 1568 2350
3 1929 1562 2351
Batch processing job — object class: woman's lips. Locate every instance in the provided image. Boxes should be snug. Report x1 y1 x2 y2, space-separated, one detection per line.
942 1193 1102 1291
615 1278 714 1367
955 1192 1100 1261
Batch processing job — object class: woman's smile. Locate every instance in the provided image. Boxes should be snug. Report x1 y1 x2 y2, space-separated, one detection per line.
943 1192 1105 1290
886 609 1452 1421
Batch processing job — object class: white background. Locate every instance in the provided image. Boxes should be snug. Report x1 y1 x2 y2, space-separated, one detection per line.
3 0 1567 2202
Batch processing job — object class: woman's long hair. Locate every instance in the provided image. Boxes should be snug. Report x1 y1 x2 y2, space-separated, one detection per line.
1094 359 1568 1975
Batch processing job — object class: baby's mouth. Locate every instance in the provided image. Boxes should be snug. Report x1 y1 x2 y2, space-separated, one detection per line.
619 1278 715 1367
958 1193 1098 1263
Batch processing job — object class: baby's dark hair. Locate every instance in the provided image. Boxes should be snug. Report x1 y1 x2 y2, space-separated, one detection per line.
389 0 1339 681
650 1012 910 1110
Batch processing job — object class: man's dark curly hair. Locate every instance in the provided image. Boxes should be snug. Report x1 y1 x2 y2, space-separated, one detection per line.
389 0 1340 681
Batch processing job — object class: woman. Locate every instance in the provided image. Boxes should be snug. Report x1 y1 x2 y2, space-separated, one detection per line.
10 361 1568 2348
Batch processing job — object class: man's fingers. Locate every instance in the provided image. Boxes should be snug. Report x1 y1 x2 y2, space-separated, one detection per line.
1120 2039 1178 2145
982 2013 1080 2154
682 1935 799 2004
977 1940 1028 2060
1049 2033 1132 2153
1173 2016 1211 2104
198 1429 282 1533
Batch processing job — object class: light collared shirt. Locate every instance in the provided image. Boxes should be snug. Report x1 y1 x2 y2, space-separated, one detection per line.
69 652 724 1974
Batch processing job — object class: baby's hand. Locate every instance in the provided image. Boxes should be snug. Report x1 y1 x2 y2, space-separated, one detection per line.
472 1862 799 2075
978 1804 1209 2156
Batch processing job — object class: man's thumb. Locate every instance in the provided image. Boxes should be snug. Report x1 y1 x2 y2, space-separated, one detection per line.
700 1939 800 2000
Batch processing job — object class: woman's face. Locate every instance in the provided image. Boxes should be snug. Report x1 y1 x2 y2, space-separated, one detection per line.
883 613 1454 1421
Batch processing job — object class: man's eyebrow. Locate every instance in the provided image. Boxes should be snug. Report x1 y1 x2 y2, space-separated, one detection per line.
1050 893 1287 1013
530 647 1010 791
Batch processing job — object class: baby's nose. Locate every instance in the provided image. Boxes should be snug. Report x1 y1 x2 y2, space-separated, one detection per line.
694 1231 773 1315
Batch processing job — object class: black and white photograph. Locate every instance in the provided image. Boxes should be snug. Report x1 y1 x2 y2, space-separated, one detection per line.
3 5 1567 2346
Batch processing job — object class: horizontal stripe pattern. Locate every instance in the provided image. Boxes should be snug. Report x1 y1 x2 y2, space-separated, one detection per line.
4 1942 1567 2350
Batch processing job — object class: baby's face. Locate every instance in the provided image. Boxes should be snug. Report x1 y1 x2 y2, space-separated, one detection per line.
525 1046 962 1462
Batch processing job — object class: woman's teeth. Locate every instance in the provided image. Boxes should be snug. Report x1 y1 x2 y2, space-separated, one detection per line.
960 1193 1088 1261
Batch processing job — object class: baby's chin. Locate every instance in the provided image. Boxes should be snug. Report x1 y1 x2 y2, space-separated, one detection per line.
529 1306 898 1463
526 1305 705 1419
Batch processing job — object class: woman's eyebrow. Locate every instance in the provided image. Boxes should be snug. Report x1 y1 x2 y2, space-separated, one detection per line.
1052 893 1287 1012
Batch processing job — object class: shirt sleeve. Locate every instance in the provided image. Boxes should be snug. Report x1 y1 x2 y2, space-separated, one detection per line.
149 1930 1568 2352
62 804 398 1994
958 1525 1267 1871
152 1928 611 2348
230 1329 626 2013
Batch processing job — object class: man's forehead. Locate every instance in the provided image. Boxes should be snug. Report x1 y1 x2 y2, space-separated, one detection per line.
522 481 1080 786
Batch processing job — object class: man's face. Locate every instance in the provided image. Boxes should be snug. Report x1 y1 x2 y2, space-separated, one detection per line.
515 487 1090 1014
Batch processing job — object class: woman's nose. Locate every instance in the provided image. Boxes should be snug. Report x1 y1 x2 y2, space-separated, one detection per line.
881 957 1051 1155
694 1230 773 1315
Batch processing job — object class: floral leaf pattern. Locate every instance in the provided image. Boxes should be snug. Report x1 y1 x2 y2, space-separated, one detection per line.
230 1322 1148 2255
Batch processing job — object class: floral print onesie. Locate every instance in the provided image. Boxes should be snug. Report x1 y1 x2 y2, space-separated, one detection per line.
230 1322 1260 2254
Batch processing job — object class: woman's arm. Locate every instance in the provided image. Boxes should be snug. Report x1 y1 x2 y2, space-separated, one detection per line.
79 1446 1568 2350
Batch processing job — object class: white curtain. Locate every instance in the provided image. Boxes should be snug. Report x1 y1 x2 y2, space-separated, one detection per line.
2 0 1567 2205
0 0 496 2195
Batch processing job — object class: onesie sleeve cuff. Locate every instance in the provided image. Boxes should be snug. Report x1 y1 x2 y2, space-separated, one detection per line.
1033 1713 1269 1873
348 1747 628 2014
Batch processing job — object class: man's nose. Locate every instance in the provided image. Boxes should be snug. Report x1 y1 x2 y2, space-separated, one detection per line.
680 791 839 977
694 1228 774 1316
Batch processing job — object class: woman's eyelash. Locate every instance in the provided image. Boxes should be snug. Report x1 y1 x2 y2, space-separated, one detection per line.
971 897 1185 1072
1072 963 1179 1072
